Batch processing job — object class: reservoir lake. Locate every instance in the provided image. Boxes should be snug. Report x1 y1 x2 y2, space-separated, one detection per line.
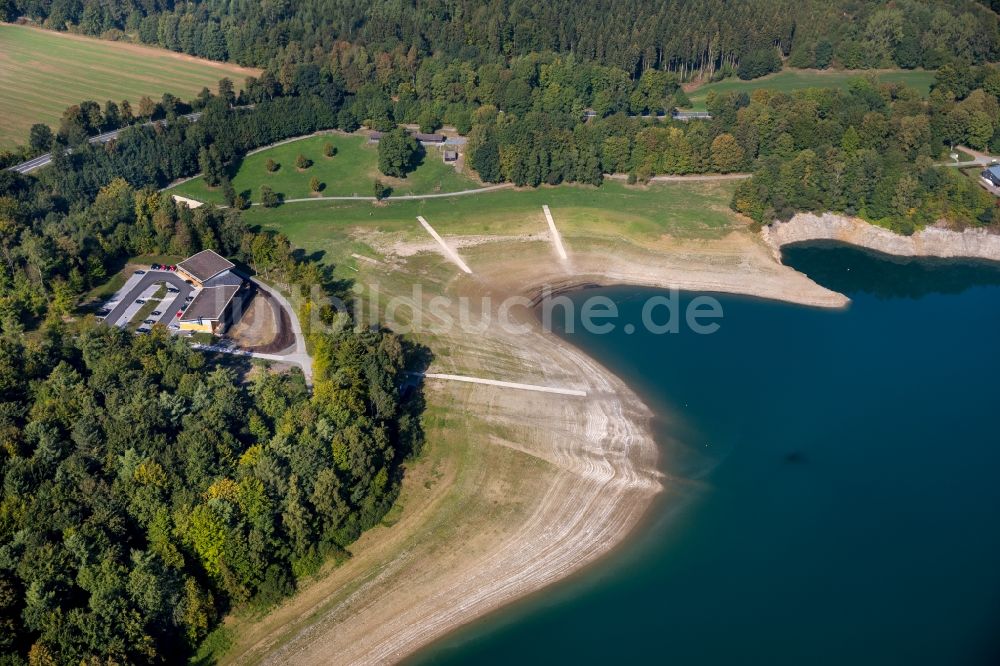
411 243 1000 666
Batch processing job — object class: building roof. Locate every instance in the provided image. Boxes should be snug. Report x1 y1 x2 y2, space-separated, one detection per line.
180 285 240 322
413 132 445 142
178 250 235 283
204 270 245 288
444 150 458 160
987 165 1000 178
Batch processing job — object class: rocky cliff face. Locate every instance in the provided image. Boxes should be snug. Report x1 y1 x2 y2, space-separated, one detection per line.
761 213 1000 263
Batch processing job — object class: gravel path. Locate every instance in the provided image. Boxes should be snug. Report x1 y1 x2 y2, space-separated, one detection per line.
420 372 587 396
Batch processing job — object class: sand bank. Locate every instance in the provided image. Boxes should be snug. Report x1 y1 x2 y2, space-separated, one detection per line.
220 229 847 665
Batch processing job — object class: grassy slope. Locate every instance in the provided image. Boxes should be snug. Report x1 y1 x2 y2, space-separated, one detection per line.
209 179 743 663
0 23 260 149
169 134 478 204
241 180 740 276
684 68 936 110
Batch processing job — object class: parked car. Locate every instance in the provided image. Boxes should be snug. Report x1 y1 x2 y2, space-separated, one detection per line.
135 299 145 304
96 308 110 317
168 323 180 330
167 287 179 293
175 311 183 318
179 303 188 310
143 319 155 325
137 326 150 333
151 311 162 316
134 270 146 275
169 265 177 271
185 295 195 301
151 264 160 270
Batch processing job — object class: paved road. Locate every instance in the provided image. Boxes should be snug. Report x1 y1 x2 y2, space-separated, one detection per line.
210 175 742 210
8 105 701 176
102 269 193 328
270 183 515 205
8 112 202 175
249 278 313 384
605 172 752 182
583 109 713 121
109 282 161 327
191 278 313 385
938 146 1000 168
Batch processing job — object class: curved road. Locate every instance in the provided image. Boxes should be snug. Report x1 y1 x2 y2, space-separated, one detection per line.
605 172 751 182
8 112 203 175
267 183 515 205
191 278 313 386
937 145 1000 168
221 174 750 209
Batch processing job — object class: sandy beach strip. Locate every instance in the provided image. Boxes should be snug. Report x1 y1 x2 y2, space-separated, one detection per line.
217 228 850 666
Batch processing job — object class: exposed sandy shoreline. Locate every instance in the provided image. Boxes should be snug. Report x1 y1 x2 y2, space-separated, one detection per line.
763 212 1000 263
217 226 851 666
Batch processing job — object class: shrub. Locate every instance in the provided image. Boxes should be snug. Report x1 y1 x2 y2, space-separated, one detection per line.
296 154 312 169
265 158 278 172
310 176 322 192
260 185 280 207
323 142 337 157
373 179 389 201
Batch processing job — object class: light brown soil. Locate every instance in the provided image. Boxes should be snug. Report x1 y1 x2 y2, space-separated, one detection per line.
228 293 276 348
228 290 295 354
218 229 845 666
254 302 295 354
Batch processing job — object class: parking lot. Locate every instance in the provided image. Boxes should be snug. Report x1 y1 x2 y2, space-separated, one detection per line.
100 267 195 331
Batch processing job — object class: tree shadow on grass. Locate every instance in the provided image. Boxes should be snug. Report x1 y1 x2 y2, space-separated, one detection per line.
291 248 326 264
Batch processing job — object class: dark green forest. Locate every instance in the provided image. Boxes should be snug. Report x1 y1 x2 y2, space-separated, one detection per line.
0 311 423 662
4 0 999 76
0 80 427 664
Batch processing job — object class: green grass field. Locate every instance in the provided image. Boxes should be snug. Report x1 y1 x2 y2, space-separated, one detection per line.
169 134 478 204
684 68 936 110
0 23 260 149
241 180 740 276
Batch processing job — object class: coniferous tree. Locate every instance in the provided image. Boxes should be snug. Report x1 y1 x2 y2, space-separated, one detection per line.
199 146 225 187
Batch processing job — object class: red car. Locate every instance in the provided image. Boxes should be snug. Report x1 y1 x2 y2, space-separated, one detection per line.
175 311 183 318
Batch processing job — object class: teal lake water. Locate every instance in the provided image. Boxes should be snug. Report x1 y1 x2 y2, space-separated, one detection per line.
411 243 1000 666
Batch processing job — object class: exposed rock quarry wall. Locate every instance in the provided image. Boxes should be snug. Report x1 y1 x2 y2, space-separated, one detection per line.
762 213 1000 263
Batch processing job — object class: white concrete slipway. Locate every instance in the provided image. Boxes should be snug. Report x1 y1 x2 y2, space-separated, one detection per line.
542 205 568 261
416 216 473 274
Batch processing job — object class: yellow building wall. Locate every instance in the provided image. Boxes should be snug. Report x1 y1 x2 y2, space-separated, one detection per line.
179 320 214 333
176 268 204 288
